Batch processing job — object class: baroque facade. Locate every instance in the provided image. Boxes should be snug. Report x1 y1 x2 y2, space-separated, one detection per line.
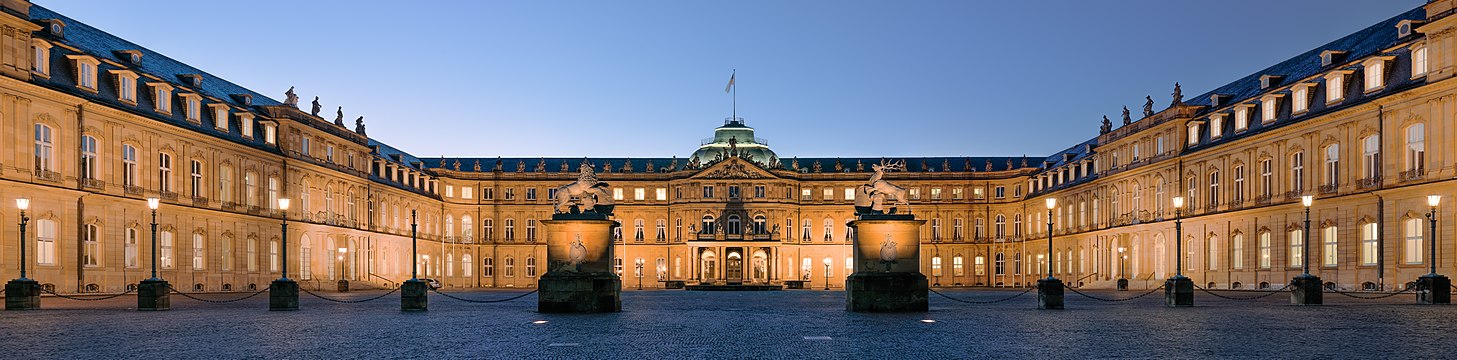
1 1 1456 293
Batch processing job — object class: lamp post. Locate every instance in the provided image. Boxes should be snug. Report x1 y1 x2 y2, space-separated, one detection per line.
823 258 832 290
401 209 427 311
1165 196 1193 307
136 197 170 311
16 198 29 280
1117 246 1128 291
1037 197 1063 309
147 198 159 280
270 198 298 311
337 247 348 292
1290 195 1322 305
1420 195 1450 304
6 197 39 310
635 258 644 290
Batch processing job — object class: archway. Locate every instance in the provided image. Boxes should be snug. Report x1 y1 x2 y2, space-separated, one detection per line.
700 250 717 282
752 250 768 283
726 250 744 282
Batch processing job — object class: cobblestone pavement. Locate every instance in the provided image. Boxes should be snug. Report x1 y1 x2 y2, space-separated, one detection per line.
1 286 1454 359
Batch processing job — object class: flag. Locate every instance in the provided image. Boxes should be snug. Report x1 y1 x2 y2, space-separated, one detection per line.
725 72 735 93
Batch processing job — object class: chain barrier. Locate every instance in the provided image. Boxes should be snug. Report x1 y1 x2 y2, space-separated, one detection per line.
431 289 539 303
41 286 136 301
1193 283 1291 301
300 286 399 304
1065 284 1165 302
1327 286 1414 300
167 285 271 304
928 287 1034 305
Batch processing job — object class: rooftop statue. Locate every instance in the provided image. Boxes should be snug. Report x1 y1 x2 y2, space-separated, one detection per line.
1122 106 1132 125
854 160 910 215
283 86 298 107
1143 96 1155 118
1171 82 1184 106
310 96 321 117
335 106 345 126
354 116 366 135
1100 115 1112 134
552 163 615 215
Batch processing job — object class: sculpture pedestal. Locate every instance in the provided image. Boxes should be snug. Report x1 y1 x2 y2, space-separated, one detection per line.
538 272 621 313
1290 274 1322 305
539 214 621 313
269 278 299 311
1037 278 1064 310
1165 276 1193 307
137 279 170 311
4 278 39 310
1417 274 1451 305
401 279 429 311
846 272 927 312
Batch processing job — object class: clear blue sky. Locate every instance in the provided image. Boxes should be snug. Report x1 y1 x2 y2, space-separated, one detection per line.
43 0 1423 158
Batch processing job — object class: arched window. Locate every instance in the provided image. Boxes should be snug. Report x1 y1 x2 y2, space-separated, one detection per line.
702 215 716 235
752 215 767 235
445 216 454 239
300 179 312 217
931 218 942 241
994 252 1005 276
447 253 455 277
324 184 334 218
974 255 986 276
483 257 494 277
504 257 515 277
80 135 97 181
125 228 139 268
823 218 834 241
953 255 964 276
526 218 537 241
461 215 473 241
931 256 943 276
953 217 964 240
1406 123 1425 172
656 219 667 240
300 235 312 279
504 218 515 240
1013 214 1023 238
801 219 811 240
1012 252 1022 275
974 217 985 239
726 215 742 236
527 257 537 277
483 218 494 240
33 123 54 173
994 215 1006 239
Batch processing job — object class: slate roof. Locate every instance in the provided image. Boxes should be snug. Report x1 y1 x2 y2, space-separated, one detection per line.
421 156 1034 173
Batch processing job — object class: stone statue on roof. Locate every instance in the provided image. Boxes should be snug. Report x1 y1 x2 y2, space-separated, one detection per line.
1143 96 1154 118
310 96 321 117
354 116 366 135
335 106 344 126
1121 106 1132 125
1171 82 1183 106
1100 115 1112 134
473 160 482 172
284 86 298 107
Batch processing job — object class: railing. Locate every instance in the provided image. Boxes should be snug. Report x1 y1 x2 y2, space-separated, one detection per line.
1254 194 1272 206
34 169 61 182
221 201 239 211
368 273 396 289
191 196 209 207
1318 184 1338 194
82 178 105 189
1356 177 1381 189
124 185 145 195
1283 191 1304 201
1399 169 1426 182
160 191 178 201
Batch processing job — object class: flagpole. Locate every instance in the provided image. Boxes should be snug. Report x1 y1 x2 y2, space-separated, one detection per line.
732 69 737 122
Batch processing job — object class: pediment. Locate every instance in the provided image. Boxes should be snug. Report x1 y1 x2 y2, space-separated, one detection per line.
691 158 777 180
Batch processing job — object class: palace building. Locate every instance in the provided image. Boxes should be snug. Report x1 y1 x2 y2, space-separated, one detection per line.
2 1 1457 293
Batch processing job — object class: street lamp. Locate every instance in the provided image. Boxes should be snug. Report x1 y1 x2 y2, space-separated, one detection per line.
270 197 297 311
1117 247 1127 279
147 197 160 280
15 198 29 280
410 210 418 280
1165 196 1193 307
1044 197 1056 278
1289 195 1322 305
277 198 290 280
1301 195 1312 276
1420 194 1451 304
635 258 644 290
1037 197 1063 309
823 257 832 290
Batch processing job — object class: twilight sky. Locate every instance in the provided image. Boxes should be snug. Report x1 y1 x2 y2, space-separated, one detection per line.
43 0 1423 159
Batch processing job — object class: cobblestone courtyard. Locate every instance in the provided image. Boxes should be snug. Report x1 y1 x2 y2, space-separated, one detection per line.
2 287 1455 359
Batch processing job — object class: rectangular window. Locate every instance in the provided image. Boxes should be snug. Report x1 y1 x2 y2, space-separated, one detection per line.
240 114 255 138
1293 85 1309 113
1326 74 1345 103
1211 115 1225 138
1260 159 1273 197
154 86 171 113
445 185 454 198
1231 234 1244 270
1364 61 1385 91
1187 124 1199 145
1323 226 1338 267
190 160 204 198
703 186 714 198
37 219 57 265
526 188 537 201
656 188 667 201
1406 218 1424 264
823 188 833 200
1259 232 1272 269
193 234 206 270
119 75 135 102
800 188 811 201
930 188 942 200
505 188 515 200
994 186 1005 199
263 123 276 145
753 185 765 198
1290 152 1304 193
301 136 312 157
1324 145 1339 187
78 61 96 89
1414 46 1429 77
634 188 645 201
213 106 229 132
80 136 97 180
185 97 201 122
1261 98 1277 122
461 186 474 199
159 153 173 193
126 228 140 268
1407 124 1425 172
1232 166 1245 203
1362 136 1380 179
161 231 174 269
123 145 138 187
845 187 855 201
267 177 279 210
483 187 493 200
83 224 99 267
952 187 963 200
32 43 48 75
1289 229 1304 268
1361 223 1379 265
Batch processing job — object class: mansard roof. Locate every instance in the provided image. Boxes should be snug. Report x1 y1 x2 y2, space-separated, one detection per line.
421 156 1034 174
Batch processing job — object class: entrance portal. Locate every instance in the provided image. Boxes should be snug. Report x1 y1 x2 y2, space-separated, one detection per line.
726 251 743 282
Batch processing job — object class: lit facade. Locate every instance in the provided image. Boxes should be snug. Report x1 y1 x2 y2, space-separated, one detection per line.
1 1 1455 293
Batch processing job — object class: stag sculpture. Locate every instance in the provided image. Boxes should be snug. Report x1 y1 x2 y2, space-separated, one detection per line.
856 160 910 214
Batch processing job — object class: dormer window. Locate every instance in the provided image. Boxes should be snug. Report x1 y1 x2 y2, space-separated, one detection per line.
115 50 142 65
45 20 64 37
238 113 255 138
230 93 252 106
1291 83 1314 114
179 93 202 122
262 122 277 145
1233 105 1250 131
1320 50 1347 67
1397 20 1423 38
31 39 51 77
1260 95 1282 123
66 55 99 90
1362 56 1393 92
1259 75 1283 89
209 104 230 132
1210 114 1225 138
1413 44 1428 77
1187 122 1201 145
148 82 174 114
1325 70 1352 104
178 74 203 87
108 70 138 103
1210 94 1230 108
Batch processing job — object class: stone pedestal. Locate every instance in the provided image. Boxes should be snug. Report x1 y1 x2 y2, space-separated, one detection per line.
4 278 39 310
845 215 928 313
538 214 621 313
1165 276 1193 307
1417 274 1451 305
269 278 299 311
1116 278 1129 291
337 280 350 292
401 279 429 311
538 272 622 313
1290 274 1323 305
846 272 928 312
137 279 170 311
1037 278 1064 310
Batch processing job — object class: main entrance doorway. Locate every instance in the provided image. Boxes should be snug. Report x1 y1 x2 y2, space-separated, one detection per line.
726 250 744 281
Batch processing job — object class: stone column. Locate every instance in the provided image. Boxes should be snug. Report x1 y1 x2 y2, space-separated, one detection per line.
538 214 621 313
845 215 928 312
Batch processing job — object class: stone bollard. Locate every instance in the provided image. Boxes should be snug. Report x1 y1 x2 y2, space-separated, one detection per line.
137 279 170 311
1290 274 1323 305
1037 277 1064 310
1165 276 1193 307
1417 274 1451 305
269 278 299 311
401 279 428 312
4 278 40 310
